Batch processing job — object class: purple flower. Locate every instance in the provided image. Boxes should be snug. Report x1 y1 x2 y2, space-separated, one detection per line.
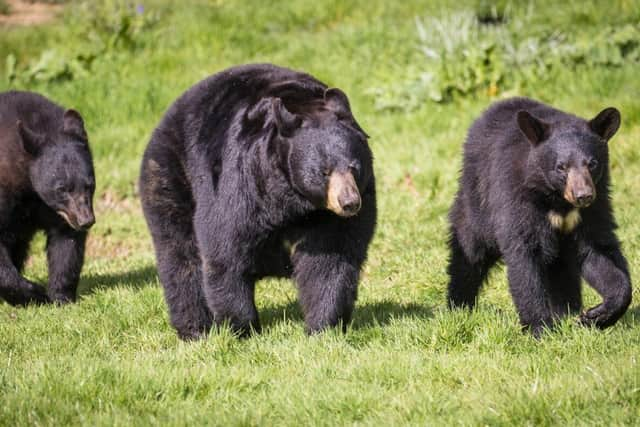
136 4 144 14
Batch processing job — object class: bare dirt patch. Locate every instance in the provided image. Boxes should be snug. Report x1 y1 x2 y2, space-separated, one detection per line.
0 0 62 26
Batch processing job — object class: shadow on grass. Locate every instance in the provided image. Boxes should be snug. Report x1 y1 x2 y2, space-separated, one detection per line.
259 299 433 331
351 300 433 330
78 265 159 296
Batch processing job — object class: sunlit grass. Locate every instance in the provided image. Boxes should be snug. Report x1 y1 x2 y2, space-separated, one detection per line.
0 0 639 425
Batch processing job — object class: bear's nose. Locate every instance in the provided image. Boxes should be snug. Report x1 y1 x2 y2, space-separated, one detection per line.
326 171 361 217
339 192 361 216
576 193 594 208
574 191 594 208
78 214 95 230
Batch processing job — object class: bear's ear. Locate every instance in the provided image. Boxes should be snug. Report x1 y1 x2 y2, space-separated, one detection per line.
324 88 351 117
246 97 301 137
16 120 44 156
324 88 370 138
62 109 88 141
271 98 302 137
517 110 549 145
589 107 620 141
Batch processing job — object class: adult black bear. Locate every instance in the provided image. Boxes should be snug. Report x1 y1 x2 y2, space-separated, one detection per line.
447 97 632 336
0 91 95 306
140 64 376 340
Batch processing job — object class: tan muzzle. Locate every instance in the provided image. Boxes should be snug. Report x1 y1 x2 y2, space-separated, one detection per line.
564 168 595 208
326 171 361 217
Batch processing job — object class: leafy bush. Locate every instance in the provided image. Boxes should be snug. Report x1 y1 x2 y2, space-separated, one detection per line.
5 1 160 84
0 0 10 15
370 8 640 111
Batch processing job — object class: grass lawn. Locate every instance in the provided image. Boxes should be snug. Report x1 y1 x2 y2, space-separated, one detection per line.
1 0 639 425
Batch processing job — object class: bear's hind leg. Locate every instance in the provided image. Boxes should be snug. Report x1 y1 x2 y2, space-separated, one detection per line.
447 231 496 309
0 243 49 306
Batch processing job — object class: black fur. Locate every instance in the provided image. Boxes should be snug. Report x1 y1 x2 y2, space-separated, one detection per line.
139 64 376 340
447 97 632 336
0 91 95 306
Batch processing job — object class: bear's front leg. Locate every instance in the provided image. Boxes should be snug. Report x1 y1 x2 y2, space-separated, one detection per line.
579 243 632 329
195 222 260 337
200 260 260 337
0 244 49 306
46 227 87 304
291 219 371 334
504 250 554 337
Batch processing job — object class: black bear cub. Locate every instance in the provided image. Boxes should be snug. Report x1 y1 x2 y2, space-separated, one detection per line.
0 91 95 306
448 97 632 336
140 64 376 340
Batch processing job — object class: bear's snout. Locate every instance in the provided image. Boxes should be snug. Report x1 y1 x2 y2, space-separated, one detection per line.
59 196 95 231
564 168 596 208
326 171 361 217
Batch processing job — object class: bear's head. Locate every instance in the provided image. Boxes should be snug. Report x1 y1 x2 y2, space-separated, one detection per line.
248 88 372 217
17 110 96 231
517 107 620 209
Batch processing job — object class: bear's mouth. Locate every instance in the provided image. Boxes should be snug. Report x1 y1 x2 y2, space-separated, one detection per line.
57 208 95 231
326 171 361 217
57 210 80 230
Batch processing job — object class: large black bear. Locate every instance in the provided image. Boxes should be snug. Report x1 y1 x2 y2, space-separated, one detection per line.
447 97 632 336
140 64 376 340
0 91 95 306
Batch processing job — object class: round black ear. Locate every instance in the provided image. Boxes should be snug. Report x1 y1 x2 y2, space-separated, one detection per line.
245 97 301 137
589 107 621 141
62 109 88 141
271 98 301 137
517 110 550 145
324 87 351 117
324 87 370 138
16 120 44 156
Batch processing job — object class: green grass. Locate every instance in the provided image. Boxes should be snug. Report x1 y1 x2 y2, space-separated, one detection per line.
1 0 640 425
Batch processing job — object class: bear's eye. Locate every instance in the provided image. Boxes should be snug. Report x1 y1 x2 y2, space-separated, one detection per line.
556 163 567 173
588 159 598 170
348 162 361 177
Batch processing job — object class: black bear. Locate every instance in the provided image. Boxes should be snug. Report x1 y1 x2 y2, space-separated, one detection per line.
447 97 632 336
140 64 376 340
0 90 95 306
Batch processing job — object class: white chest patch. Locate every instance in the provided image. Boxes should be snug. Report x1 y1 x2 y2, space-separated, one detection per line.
548 209 581 234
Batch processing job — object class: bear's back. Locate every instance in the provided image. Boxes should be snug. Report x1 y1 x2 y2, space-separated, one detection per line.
0 91 64 191
0 91 63 137
154 64 327 152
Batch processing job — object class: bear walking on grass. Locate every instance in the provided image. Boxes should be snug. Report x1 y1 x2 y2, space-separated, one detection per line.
447 97 632 336
140 64 376 340
0 91 95 306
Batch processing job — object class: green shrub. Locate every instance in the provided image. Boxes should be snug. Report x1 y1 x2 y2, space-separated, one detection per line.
370 8 640 111
0 0 10 15
5 0 160 84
